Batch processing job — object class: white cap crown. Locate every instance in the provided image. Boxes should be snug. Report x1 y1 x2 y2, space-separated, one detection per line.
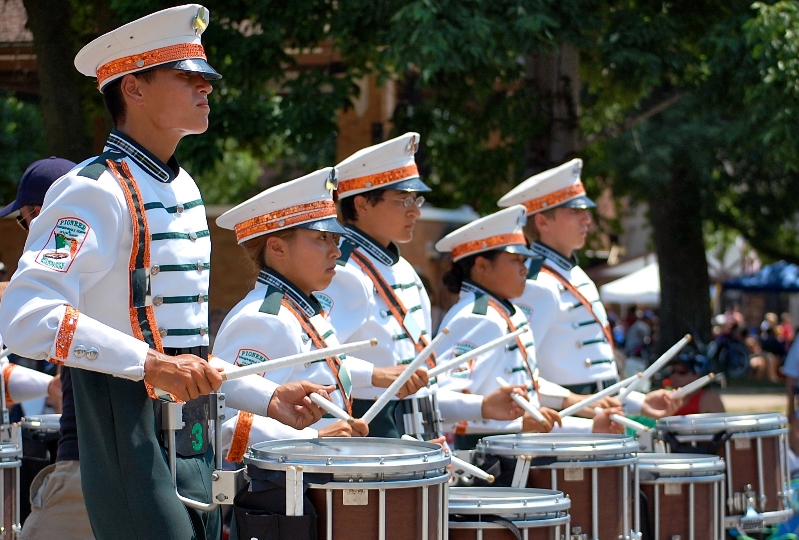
436 206 531 262
498 158 594 215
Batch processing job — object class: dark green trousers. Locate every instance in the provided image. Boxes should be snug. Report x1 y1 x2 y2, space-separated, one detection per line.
351 399 399 438
72 369 220 540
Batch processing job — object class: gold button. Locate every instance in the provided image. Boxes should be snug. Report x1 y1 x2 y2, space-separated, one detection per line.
176 204 184 214
73 345 86 358
196 261 204 272
188 231 198 241
199 327 208 336
159 328 168 338
153 296 163 306
151 265 160 275
85 348 99 361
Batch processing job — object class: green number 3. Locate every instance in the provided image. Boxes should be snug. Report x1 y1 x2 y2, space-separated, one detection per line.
191 422 203 451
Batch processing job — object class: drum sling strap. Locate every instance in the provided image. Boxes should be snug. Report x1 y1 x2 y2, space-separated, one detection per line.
449 514 523 540
350 249 436 368
108 160 210 457
539 264 615 348
487 298 539 393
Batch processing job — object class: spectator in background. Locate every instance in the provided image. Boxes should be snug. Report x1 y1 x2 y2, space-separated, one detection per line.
760 312 786 382
624 310 653 361
667 351 725 414
780 312 795 351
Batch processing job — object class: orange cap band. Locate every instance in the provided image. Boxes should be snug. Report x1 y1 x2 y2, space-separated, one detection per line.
337 163 419 195
96 43 207 89
233 199 337 243
522 183 586 214
451 232 527 260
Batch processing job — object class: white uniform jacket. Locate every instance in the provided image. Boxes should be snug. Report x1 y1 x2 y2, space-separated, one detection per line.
0 130 276 402
513 242 618 386
213 269 374 456
433 281 588 434
0 335 53 406
322 225 484 422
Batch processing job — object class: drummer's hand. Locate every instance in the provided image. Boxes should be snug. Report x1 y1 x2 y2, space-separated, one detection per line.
560 392 621 418
522 407 561 433
481 385 527 420
267 382 335 430
143 349 223 402
640 389 682 419
46 374 63 412
592 407 625 434
318 419 369 437
371 365 429 398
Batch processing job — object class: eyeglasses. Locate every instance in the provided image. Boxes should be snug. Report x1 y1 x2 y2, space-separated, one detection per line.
381 195 425 208
15 207 38 232
670 368 691 376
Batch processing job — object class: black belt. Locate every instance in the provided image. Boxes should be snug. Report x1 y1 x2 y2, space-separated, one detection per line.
154 345 211 457
563 377 619 395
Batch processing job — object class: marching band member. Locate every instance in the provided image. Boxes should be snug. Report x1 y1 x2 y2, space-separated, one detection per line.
324 133 526 438
432 206 623 449
498 159 677 418
214 167 433 461
0 7 328 539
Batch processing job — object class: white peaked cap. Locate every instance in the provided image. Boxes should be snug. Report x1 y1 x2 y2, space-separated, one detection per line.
217 167 344 244
74 4 221 91
497 158 595 216
435 206 534 262
336 132 431 198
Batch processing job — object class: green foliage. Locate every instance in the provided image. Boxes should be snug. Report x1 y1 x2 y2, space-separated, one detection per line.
0 94 46 205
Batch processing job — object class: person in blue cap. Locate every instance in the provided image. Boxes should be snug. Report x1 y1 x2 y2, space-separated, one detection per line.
0 157 76 229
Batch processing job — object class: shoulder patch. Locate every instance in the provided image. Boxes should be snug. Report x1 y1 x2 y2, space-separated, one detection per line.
234 348 270 367
472 293 489 316
526 256 545 280
34 217 90 273
313 292 334 317
76 151 123 181
336 239 356 266
258 286 285 315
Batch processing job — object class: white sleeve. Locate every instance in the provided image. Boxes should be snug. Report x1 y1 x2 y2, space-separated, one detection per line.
220 412 317 460
621 390 645 415
0 175 150 379
4 362 53 404
210 356 277 417
436 389 484 423
537 377 570 409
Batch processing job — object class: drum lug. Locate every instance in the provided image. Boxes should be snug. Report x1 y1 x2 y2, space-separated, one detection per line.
569 526 587 539
738 485 766 532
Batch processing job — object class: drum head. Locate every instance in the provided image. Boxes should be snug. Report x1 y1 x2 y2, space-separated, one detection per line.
656 412 786 435
477 433 637 460
21 414 61 433
448 487 570 516
246 437 450 475
637 453 725 480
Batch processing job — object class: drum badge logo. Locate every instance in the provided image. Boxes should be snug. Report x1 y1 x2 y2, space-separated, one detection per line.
449 341 477 378
235 349 270 368
313 292 334 318
35 217 90 273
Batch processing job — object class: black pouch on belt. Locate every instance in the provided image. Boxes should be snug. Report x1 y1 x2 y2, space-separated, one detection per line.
154 394 210 457
233 467 319 540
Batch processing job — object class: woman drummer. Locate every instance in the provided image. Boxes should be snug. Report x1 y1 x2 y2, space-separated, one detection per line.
432 206 621 449
213 168 428 462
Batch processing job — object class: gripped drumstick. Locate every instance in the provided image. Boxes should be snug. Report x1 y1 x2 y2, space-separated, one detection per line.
593 407 649 433
426 328 528 378
671 373 717 400
557 373 640 419
617 334 692 401
309 392 354 424
401 435 494 483
360 328 450 425
495 376 549 427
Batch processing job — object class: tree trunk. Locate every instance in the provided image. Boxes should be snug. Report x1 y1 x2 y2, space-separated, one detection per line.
648 166 712 351
23 0 91 162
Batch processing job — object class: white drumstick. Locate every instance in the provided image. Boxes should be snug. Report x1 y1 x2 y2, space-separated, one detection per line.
427 328 528 378
309 392 354 424
221 339 377 381
401 435 494 483
593 407 649 433
557 373 640 419
0 348 12 361
618 334 692 401
671 373 717 400
495 376 549 427
360 328 450 425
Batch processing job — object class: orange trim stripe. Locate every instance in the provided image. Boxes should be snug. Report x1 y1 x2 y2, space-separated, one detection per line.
4 363 16 406
226 411 254 463
55 305 80 360
451 232 526 261
234 200 337 242
522 183 586 214
96 43 207 88
337 164 419 195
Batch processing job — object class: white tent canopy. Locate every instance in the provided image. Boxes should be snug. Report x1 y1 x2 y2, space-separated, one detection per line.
599 262 660 305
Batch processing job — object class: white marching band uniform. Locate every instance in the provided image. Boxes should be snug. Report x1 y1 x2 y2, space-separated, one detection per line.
0 335 53 407
432 206 589 436
212 168 376 459
499 158 645 413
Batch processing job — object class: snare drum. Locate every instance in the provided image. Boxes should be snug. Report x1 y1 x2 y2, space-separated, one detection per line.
476 433 639 540
655 412 792 531
448 487 570 540
21 414 60 522
245 437 450 540
638 453 725 540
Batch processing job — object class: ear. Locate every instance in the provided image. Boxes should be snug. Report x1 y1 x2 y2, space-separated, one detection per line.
265 235 288 262
533 212 550 234
352 194 370 217
120 73 146 107
471 254 491 280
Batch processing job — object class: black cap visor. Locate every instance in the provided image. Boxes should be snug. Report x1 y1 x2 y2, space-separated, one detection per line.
500 244 536 258
158 58 222 80
557 195 596 210
388 177 431 193
295 217 348 235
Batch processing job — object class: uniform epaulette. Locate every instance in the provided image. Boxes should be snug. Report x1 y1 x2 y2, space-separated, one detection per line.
526 256 545 280
336 239 356 266
76 151 124 181
258 285 284 315
472 292 489 316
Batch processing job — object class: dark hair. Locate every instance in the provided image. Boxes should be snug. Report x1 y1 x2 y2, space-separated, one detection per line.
102 69 157 127
523 207 557 242
241 229 297 274
442 250 502 294
339 189 386 223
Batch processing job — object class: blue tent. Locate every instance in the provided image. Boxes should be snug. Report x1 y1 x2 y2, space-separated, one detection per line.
722 260 799 293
